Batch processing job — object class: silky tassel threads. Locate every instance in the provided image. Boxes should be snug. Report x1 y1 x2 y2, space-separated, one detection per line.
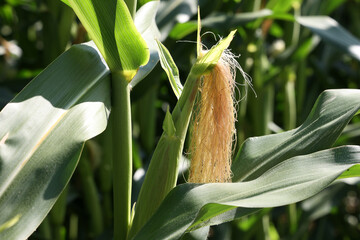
188 49 243 183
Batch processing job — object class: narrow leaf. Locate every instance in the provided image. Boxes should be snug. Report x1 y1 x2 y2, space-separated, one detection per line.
156 39 183 98
131 1 161 88
297 16 360 61
169 9 272 39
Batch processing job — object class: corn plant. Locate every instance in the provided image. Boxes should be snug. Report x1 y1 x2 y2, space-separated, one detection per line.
1 0 360 239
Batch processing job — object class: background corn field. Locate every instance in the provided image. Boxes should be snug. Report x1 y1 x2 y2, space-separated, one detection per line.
1 0 360 239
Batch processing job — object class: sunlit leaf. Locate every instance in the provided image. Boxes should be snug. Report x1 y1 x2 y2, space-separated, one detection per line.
134 146 360 239
131 0 161 88
68 0 149 79
156 39 183 99
0 42 110 239
233 89 360 181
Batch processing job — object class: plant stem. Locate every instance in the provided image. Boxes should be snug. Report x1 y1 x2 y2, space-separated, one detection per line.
50 186 68 240
284 70 296 130
288 203 297 234
112 73 132 240
38 216 52 240
98 120 113 228
77 147 104 237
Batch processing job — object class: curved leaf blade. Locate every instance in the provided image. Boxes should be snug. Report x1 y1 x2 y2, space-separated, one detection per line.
0 42 110 239
233 89 360 181
169 9 272 39
296 16 360 61
68 0 149 77
134 146 360 240
156 39 183 98
131 0 161 88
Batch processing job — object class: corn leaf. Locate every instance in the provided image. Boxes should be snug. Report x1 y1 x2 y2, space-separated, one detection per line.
233 89 360 181
169 9 272 39
68 0 149 79
297 16 360 61
156 39 183 99
0 42 110 239
134 146 360 240
131 0 161 88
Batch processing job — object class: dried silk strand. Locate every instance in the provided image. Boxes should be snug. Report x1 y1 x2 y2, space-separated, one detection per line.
188 49 245 183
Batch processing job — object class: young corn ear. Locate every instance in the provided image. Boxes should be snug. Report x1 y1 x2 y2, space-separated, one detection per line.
188 49 243 183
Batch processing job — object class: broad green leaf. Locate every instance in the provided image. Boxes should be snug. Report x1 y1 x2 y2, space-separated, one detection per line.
68 0 149 79
134 146 360 240
156 39 183 99
0 42 110 239
131 0 161 88
128 30 237 239
296 16 360 61
169 9 272 39
233 89 360 181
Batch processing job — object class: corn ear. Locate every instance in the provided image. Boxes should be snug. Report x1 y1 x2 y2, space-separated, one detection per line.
128 30 237 238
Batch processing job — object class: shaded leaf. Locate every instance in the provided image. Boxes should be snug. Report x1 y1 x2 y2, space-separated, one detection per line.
0 42 110 239
169 9 273 39
134 146 360 240
233 89 360 181
297 16 360 61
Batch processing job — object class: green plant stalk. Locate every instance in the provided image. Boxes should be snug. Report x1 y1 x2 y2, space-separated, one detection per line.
37 216 52 240
50 186 68 240
236 83 248 148
128 69 201 239
288 203 297 234
283 5 300 130
77 150 104 237
284 71 296 130
296 60 307 122
112 73 132 240
98 121 113 228
69 214 78 240
235 47 249 151
138 82 158 153
128 31 237 239
252 37 272 136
